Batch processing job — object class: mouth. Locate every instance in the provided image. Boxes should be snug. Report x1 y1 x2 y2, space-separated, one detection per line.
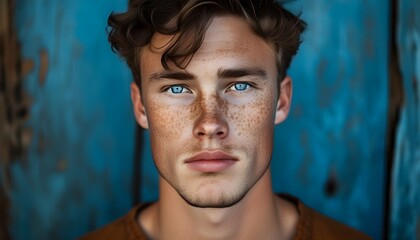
184 150 238 173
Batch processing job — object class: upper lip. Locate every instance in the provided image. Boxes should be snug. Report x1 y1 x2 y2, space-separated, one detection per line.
184 150 238 163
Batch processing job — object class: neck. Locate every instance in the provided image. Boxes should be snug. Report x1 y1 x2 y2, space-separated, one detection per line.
142 169 298 240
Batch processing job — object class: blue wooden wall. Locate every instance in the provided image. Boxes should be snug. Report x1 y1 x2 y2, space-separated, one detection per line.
390 0 420 239
9 1 136 239
1 0 417 239
274 1 389 238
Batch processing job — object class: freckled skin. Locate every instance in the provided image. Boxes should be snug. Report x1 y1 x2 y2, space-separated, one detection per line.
132 16 290 208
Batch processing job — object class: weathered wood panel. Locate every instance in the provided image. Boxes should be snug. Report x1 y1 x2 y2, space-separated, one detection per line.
390 0 420 239
10 0 135 239
5 0 418 239
273 1 389 239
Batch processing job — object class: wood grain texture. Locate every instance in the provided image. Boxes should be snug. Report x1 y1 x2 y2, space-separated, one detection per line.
272 1 389 239
11 1 136 239
7 0 418 239
1 0 31 239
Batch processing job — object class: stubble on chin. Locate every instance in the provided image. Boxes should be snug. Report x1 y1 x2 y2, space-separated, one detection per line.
175 176 249 209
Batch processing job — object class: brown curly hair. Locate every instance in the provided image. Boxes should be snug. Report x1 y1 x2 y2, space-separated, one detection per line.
107 0 306 85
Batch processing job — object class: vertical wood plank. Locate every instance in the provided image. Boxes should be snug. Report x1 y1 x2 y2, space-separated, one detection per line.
390 0 420 239
10 0 135 239
272 1 389 239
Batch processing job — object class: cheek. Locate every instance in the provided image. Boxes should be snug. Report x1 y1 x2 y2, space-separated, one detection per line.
227 93 276 171
228 92 276 140
147 102 191 141
145 101 192 168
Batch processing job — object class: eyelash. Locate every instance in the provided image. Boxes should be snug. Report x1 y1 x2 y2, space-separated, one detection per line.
227 82 253 92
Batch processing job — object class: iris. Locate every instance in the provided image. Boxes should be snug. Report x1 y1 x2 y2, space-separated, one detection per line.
169 86 186 94
233 83 250 91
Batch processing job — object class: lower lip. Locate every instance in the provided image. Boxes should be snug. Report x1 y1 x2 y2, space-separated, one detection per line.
186 160 236 172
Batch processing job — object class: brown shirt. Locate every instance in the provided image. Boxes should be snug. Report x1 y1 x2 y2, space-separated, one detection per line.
80 195 371 240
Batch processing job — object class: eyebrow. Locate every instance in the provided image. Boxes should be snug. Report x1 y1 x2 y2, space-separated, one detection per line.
148 67 268 81
149 71 196 81
217 68 268 80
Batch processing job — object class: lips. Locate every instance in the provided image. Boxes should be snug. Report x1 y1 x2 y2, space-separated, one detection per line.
185 151 238 172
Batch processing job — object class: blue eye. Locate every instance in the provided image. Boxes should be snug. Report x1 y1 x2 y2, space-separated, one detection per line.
231 83 251 91
167 85 188 94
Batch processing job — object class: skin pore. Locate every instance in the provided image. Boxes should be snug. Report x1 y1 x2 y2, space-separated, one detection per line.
131 16 299 240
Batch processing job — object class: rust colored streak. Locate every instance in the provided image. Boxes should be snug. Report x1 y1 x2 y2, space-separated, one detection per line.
1 0 14 238
56 159 68 172
39 49 49 86
0 0 32 238
21 59 34 78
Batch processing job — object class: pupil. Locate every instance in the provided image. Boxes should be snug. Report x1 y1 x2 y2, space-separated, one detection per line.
235 83 246 91
173 86 182 93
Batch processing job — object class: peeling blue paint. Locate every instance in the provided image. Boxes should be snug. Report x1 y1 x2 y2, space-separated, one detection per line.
12 0 135 239
270 1 389 239
8 0 418 239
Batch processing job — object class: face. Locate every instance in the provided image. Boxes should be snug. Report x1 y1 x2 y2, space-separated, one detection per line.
131 16 292 208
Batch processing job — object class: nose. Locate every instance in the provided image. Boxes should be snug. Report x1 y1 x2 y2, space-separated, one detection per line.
193 94 229 140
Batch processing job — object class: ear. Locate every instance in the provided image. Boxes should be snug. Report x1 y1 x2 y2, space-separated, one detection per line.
274 76 293 125
130 82 149 129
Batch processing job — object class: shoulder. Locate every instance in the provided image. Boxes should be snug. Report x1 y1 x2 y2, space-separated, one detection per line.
79 217 127 240
280 194 372 240
306 207 372 240
78 204 149 240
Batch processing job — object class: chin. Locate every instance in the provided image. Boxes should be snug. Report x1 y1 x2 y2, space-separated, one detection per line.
178 188 249 209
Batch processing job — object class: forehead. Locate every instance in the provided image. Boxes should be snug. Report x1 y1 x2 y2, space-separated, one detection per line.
140 15 277 77
196 16 273 57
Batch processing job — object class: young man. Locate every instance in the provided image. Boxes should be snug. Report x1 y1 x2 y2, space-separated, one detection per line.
82 0 371 239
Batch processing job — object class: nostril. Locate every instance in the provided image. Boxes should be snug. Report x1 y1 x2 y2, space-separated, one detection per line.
193 116 228 139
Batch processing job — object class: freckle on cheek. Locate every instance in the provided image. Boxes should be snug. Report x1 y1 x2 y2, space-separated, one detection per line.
233 93 273 139
148 102 190 142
